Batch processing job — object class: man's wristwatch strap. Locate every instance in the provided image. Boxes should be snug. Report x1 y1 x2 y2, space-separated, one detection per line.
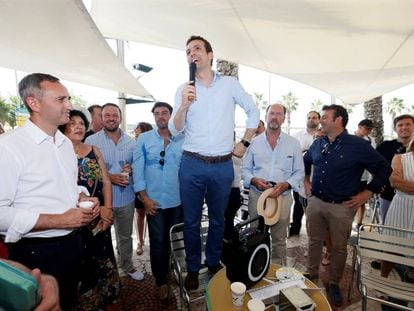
240 139 250 148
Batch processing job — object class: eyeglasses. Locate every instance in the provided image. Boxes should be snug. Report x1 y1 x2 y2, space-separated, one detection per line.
159 150 165 166
321 139 341 155
321 143 330 155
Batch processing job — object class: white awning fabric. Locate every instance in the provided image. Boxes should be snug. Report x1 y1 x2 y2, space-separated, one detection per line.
90 0 414 104
0 0 150 97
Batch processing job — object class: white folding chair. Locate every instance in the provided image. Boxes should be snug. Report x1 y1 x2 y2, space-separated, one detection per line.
356 224 414 311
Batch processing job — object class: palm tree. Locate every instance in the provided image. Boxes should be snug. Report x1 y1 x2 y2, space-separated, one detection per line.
253 92 268 111
281 91 298 134
0 96 16 128
364 96 383 145
310 99 324 112
385 97 404 136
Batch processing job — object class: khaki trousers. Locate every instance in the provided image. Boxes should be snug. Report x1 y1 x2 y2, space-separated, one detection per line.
248 188 293 265
306 196 357 284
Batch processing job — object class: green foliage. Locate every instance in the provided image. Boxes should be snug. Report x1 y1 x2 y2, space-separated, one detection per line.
385 97 404 117
0 95 17 128
253 92 268 110
70 92 89 108
311 99 324 112
281 91 298 112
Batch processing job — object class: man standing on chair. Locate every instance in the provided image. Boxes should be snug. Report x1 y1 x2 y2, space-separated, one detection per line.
133 102 184 301
242 103 304 265
169 35 259 290
303 104 391 306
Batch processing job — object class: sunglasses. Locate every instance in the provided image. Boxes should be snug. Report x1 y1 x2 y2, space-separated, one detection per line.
159 150 165 166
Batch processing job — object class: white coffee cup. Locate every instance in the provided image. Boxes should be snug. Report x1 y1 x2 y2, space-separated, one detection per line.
79 201 94 209
230 282 246 308
247 298 265 311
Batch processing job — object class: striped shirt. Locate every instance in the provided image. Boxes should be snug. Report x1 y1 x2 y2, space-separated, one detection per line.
86 129 136 208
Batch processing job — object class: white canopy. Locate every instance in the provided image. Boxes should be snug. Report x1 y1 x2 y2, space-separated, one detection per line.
90 0 414 104
0 0 150 97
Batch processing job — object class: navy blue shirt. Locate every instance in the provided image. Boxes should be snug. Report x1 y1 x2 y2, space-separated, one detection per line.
303 131 391 202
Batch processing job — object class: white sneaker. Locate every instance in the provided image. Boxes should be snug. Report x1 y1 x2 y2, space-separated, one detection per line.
128 270 144 281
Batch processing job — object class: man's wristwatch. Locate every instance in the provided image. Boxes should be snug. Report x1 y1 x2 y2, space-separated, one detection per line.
240 139 250 148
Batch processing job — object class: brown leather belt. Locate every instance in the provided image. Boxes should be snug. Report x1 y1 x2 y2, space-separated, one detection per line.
183 150 232 164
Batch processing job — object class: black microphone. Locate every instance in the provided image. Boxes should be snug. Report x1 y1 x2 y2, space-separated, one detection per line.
189 62 196 86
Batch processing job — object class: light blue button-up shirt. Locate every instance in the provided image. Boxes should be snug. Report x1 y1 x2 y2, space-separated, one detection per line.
241 132 305 194
132 129 184 209
169 72 259 156
85 129 135 208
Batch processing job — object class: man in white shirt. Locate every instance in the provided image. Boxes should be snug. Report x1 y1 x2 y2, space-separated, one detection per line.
242 104 304 264
0 73 99 310
290 110 320 236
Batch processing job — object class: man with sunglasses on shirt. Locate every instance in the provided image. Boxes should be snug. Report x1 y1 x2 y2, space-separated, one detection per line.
132 102 184 301
303 104 390 306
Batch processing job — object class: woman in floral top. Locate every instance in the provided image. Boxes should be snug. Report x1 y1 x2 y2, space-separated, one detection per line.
59 110 120 311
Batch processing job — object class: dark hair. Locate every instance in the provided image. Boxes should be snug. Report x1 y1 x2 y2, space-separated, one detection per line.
322 104 348 127
136 122 153 133
18 73 60 113
58 110 90 134
102 103 122 117
151 101 173 114
393 114 414 128
87 104 102 115
266 103 287 116
186 35 213 54
308 110 321 119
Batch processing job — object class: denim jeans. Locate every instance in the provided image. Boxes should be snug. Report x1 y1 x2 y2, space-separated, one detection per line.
179 154 233 272
147 206 180 286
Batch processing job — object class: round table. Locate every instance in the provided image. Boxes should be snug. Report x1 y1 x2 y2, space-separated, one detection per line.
206 263 332 311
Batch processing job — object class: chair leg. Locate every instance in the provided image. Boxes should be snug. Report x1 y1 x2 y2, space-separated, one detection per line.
348 247 357 301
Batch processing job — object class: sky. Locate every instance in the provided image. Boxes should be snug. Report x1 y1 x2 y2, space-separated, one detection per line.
1 40 413 137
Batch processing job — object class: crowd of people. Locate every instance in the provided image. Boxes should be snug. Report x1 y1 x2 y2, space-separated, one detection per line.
0 34 413 310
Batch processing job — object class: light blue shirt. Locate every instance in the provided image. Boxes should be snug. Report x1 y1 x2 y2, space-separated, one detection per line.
132 130 184 209
85 129 135 208
169 72 259 156
241 132 305 194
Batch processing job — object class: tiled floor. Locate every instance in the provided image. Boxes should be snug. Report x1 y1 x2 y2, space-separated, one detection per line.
115 207 391 310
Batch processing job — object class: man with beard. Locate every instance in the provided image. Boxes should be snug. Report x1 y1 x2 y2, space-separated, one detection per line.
303 104 391 306
242 103 304 264
132 102 183 301
289 110 320 236
86 103 143 280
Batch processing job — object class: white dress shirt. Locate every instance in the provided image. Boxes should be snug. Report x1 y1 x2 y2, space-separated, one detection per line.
0 120 79 242
241 132 305 194
292 129 314 152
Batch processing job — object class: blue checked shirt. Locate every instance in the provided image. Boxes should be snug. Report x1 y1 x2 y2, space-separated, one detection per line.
85 129 136 208
132 130 184 209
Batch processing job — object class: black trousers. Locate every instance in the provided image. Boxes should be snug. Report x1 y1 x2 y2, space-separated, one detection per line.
290 191 305 235
223 187 242 240
7 230 83 311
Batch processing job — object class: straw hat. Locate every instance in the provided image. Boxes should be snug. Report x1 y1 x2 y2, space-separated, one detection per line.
256 188 283 226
